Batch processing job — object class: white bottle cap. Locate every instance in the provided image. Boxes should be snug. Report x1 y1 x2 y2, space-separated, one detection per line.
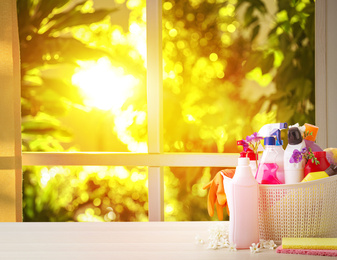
238 157 249 166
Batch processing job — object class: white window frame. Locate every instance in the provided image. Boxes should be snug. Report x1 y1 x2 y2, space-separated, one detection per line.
21 0 238 222
1 0 335 222
315 0 337 148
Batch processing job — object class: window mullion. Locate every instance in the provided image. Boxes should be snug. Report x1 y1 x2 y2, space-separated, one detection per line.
146 0 164 221
0 0 22 221
315 0 328 147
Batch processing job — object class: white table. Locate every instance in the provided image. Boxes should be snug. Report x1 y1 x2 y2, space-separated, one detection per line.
0 222 330 259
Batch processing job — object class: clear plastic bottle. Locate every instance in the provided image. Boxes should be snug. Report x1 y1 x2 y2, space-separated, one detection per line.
274 131 285 184
228 158 259 249
284 127 306 184
255 137 283 184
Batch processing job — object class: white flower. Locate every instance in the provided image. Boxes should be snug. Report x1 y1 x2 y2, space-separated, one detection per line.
207 241 217 250
259 239 278 250
250 243 260 253
195 234 204 245
259 239 267 248
268 240 277 250
206 223 229 249
229 243 237 252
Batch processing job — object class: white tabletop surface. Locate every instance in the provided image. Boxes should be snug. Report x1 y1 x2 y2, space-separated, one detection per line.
0 221 331 260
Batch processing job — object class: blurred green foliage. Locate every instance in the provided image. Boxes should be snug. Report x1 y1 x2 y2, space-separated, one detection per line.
18 0 315 222
238 0 315 124
23 165 148 221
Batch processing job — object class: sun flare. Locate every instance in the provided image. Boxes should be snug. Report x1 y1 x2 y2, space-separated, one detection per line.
72 57 139 111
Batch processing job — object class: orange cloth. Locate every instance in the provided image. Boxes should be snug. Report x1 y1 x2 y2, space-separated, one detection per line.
203 169 235 220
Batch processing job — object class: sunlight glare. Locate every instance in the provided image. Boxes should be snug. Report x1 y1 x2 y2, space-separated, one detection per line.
72 57 139 111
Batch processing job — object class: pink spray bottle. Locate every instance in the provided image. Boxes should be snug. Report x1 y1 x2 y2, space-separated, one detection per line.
224 157 260 249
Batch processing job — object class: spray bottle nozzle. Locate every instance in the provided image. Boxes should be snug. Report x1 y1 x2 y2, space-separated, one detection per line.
239 151 247 158
271 129 283 146
280 123 288 129
237 140 252 152
247 150 258 160
258 123 287 147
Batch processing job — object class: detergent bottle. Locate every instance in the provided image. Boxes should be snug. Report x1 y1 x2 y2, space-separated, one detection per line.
255 123 287 184
255 137 283 184
284 126 306 184
222 157 259 249
237 140 258 177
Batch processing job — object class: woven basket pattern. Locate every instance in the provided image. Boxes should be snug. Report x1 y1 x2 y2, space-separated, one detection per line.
258 175 337 242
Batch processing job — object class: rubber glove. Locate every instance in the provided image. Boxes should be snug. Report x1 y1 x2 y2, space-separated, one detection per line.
203 169 235 220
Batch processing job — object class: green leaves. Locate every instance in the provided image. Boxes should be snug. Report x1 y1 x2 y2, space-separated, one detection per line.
260 53 274 74
237 0 315 125
46 6 117 34
18 0 117 152
242 51 274 75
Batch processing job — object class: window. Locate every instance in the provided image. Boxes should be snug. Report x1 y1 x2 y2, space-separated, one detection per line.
1 0 335 222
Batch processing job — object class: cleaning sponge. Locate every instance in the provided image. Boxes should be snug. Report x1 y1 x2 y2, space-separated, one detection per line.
282 238 337 250
276 246 337 257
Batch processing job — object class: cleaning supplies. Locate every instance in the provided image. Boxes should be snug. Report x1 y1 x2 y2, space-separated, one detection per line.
304 151 330 177
324 147 337 165
284 126 306 184
272 130 285 183
255 137 283 184
247 150 258 177
225 158 259 249
302 164 337 182
257 123 287 183
281 237 337 250
304 123 323 152
276 245 337 257
257 123 288 138
237 140 258 177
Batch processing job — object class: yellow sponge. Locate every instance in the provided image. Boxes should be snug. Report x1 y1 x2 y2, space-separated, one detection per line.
282 238 337 250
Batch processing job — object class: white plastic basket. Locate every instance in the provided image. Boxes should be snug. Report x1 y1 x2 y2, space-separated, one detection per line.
258 175 337 242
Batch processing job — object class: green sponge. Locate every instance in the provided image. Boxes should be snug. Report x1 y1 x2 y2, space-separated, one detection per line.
282 238 337 250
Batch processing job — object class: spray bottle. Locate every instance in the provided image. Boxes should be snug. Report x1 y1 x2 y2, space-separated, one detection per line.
272 129 286 183
237 140 258 177
255 123 287 184
284 126 306 184
225 157 259 249
255 137 283 184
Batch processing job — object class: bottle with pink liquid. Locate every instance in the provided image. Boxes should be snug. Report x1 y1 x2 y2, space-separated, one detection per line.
228 157 259 249
255 137 283 184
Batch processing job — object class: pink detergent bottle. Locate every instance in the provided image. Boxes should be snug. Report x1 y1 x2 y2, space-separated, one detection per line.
228 157 259 249
255 137 283 184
